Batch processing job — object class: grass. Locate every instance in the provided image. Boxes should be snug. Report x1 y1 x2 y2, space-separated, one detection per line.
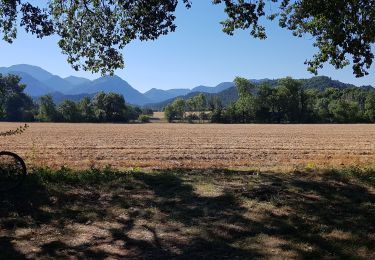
0 167 374 259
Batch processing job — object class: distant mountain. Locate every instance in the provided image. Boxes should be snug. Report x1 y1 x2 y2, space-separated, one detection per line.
165 89 191 96
191 82 234 93
2 64 54 82
64 76 91 86
0 65 152 105
144 88 190 103
43 75 74 93
145 83 234 103
68 75 152 105
0 64 73 95
9 71 52 96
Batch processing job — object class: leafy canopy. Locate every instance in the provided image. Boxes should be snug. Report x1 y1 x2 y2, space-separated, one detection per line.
1 0 374 77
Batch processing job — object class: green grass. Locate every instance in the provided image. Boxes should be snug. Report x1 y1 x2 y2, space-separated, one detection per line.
0 167 374 259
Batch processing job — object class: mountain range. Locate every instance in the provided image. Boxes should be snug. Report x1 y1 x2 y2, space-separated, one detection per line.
0 64 234 105
0 64 373 107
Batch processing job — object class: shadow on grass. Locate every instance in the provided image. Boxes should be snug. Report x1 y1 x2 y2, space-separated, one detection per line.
0 168 374 259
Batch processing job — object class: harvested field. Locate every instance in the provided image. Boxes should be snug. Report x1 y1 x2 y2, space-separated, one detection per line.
0 123 374 170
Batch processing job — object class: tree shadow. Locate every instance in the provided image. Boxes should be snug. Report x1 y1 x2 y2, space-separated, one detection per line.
0 169 374 259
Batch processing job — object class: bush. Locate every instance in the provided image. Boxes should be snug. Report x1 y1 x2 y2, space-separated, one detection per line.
138 115 150 123
186 114 199 123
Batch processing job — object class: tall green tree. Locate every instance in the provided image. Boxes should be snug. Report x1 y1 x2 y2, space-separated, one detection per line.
37 95 59 122
329 100 361 123
102 93 128 122
234 77 255 123
194 94 207 123
78 97 95 122
278 77 304 122
91 92 128 122
58 100 81 122
164 98 186 122
0 74 34 121
254 84 272 122
365 91 375 122
91 92 107 122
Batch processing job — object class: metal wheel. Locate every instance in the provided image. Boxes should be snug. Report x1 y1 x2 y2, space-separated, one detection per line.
0 151 27 192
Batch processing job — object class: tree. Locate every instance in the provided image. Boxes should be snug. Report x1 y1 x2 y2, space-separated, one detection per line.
164 104 176 123
1 1 373 76
314 97 332 123
0 74 34 121
164 98 186 122
172 98 186 121
4 92 34 121
277 77 304 123
58 100 81 122
271 86 290 123
102 93 127 122
78 97 95 122
208 96 224 123
91 92 107 121
192 94 207 123
329 100 361 123
234 77 255 123
91 92 128 122
37 95 59 122
365 91 375 122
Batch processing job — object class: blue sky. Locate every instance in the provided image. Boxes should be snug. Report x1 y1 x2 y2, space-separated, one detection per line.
0 1 374 93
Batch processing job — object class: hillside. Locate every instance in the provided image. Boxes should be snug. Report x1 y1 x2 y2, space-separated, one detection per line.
144 88 190 103
64 76 91 86
145 76 370 110
144 82 234 103
191 82 234 93
0 65 152 105
67 76 152 105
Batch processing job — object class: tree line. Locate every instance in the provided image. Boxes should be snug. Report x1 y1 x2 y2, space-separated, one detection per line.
2 73 375 124
0 74 147 123
164 77 375 124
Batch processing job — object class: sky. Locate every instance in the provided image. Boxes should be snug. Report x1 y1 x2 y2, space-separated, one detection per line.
0 1 374 93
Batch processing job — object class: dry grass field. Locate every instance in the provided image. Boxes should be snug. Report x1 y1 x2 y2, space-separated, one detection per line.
0 123 374 171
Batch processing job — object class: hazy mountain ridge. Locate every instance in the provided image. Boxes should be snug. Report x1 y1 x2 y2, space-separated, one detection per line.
66 75 152 105
0 64 237 105
0 65 151 105
191 82 235 93
144 83 233 103
144 88 190 102
0 64 372 107
64 76 91 86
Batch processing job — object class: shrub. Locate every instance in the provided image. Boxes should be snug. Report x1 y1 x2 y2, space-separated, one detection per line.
138 115 150 123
